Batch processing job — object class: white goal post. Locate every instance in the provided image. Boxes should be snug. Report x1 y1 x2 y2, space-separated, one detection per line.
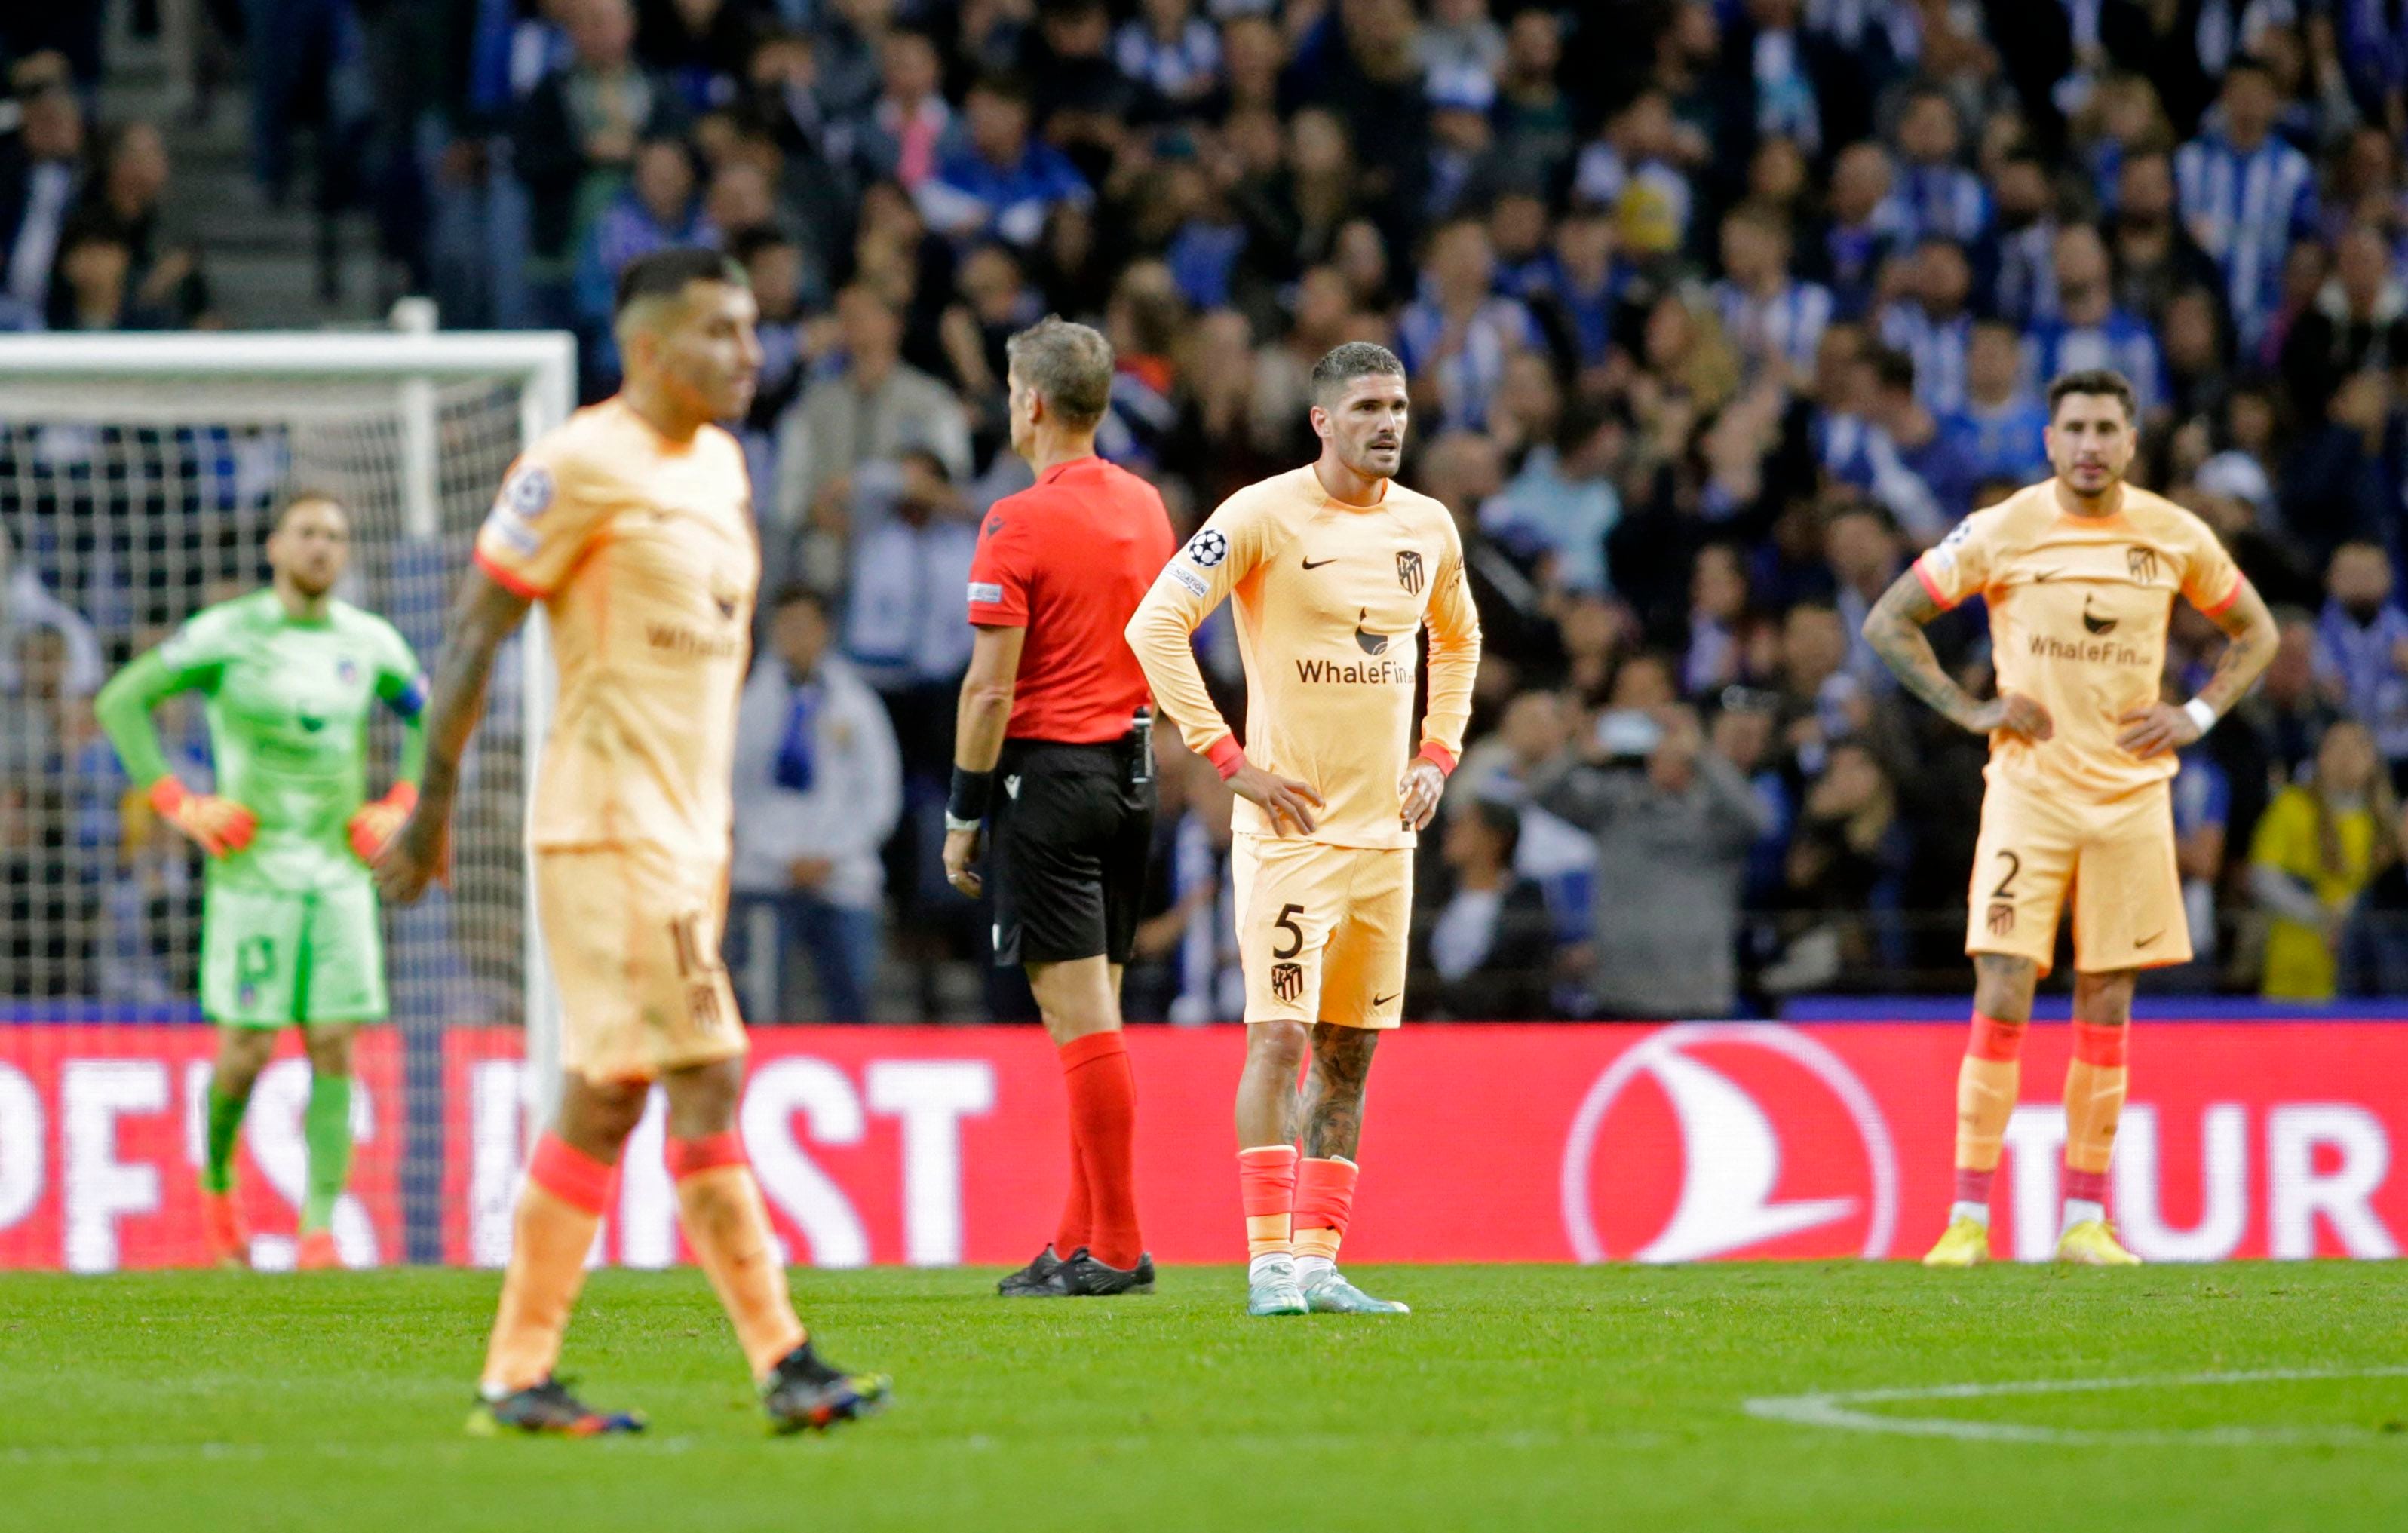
0 327 575 1130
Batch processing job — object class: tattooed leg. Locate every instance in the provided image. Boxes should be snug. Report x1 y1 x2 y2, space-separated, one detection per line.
1302 1023 1379 1160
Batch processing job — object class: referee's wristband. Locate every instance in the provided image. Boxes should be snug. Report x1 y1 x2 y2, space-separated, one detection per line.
2182 697 2219 737
947 766 993 824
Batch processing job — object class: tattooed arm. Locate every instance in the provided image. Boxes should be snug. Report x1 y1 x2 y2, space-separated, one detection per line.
1861 569 2053 741
373 567 532 903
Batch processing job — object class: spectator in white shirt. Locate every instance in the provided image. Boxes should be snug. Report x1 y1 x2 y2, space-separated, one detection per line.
729 585 903 1022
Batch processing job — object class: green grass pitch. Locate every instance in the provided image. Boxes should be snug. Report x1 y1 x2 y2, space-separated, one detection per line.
5 1262 2405 1531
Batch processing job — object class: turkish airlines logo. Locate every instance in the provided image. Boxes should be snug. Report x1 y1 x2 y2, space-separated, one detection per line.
1561 1024 1898 1262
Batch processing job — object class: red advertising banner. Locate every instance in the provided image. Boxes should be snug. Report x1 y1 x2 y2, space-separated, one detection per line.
0 1026 404 1271
3 1023 2403 1269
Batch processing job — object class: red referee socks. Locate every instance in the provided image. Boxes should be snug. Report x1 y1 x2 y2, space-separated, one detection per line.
1059 1031 1143 1269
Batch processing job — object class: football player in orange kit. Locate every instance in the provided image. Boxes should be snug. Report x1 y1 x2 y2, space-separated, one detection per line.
1127 342 1481 1315
379 249 889 1434
1863 369 2277 1266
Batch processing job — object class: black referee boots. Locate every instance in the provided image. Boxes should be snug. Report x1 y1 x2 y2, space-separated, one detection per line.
997 1243 1155 1297
1035 1246 1156 1297
997 1243 1066 1296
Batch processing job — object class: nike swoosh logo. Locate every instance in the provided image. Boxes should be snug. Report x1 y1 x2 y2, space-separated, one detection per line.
2032 569 2061 582
1302 557 1338 569
2136 931 2164 947
1372 992 1400 1007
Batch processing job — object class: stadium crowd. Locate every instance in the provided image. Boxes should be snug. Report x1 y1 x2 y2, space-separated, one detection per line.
8 0 2408 1019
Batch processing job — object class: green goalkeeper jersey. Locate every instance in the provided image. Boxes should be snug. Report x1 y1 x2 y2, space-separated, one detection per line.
95 588 427 894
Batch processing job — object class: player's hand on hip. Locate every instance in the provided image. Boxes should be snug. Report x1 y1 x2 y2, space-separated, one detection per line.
1967 691 2053 743
942 825 983 897
347 783 418 863
148 778 256 858
373 803 451 905
2116 702 2198 758
1229 763 1324 835
1397 758 1446 832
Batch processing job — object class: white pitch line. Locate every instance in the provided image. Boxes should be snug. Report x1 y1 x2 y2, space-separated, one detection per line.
1746 1366 2408 1446
0 1425 1637 1469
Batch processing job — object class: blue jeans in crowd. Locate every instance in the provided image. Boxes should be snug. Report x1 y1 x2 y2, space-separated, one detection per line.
725 891 882 1023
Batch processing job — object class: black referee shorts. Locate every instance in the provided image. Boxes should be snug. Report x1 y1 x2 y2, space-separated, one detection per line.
988 738 1156 967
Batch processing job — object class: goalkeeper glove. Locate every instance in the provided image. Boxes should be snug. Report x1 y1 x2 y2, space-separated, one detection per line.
348 782 418 863
147 777 257 858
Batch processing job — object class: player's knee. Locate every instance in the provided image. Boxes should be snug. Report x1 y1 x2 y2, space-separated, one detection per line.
2073 970 2136 1026
559 1075 651 1155
1308 1025 1376 1096
213 1031 275 1093
1246 1018 1311 1075
1971 955 2038 1023
302 1031 354 1078
661 1057 744 1139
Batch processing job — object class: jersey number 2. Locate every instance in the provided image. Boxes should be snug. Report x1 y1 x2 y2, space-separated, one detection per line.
1992 851 2021 900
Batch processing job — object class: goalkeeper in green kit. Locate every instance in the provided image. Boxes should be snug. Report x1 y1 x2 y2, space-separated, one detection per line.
95 492 426 1271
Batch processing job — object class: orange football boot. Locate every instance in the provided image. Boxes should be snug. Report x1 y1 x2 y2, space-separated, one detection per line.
201 1188 251 1269
295 1228 343 1271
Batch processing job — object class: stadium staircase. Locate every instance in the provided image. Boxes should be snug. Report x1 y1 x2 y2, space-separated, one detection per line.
96 6 385 329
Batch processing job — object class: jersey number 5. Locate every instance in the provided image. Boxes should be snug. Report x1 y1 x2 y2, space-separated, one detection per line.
1271 903 1306 960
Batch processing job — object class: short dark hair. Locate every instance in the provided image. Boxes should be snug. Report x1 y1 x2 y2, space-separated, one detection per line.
1310 342 1407 406
969 70 1032 105
613 247 747 320
769 583 827 618
1826 498 1900 538
1903 81 1956 113
2046 368 2138 422
1869 346 1916 395
727 225 797 265
1005 314 1115 428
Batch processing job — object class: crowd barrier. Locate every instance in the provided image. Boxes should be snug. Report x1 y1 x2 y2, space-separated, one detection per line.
2 1022 2400 1270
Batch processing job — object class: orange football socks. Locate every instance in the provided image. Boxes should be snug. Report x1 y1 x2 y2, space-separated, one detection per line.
670 1132 806 1382
2062 1019 2130 1217
1238 1145 1298 1264
481 1133 615 1397
1292 1156 1358 1277
1951 1013 2026 1219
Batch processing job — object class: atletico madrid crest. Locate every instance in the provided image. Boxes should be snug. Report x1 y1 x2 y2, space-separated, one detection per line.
1396 549 1424 594
1271 961 1304 1002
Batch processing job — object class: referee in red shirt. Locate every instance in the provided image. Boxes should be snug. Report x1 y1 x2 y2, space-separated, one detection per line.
941 317 1176 1298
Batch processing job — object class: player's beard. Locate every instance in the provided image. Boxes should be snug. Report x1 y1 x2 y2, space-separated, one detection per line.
1354 437 1403 480
2065 461 2118 499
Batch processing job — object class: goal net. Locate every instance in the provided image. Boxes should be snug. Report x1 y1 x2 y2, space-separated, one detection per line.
0 330 573 1271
